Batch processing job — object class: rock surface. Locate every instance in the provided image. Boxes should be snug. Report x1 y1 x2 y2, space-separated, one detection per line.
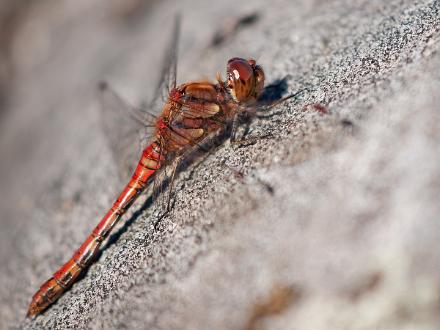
0 0 439 329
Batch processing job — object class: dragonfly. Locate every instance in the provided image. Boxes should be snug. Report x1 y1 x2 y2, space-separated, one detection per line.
27 15 305 318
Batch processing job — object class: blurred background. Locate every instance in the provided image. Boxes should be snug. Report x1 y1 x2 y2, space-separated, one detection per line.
1 0 440 329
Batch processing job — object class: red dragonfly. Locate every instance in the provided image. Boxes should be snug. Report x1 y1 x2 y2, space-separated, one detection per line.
27 16 303 318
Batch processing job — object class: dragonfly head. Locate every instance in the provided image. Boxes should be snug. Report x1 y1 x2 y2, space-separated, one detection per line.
225 57 265 103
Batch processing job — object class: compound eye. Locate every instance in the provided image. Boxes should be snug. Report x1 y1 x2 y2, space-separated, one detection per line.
227 72 235 89
254 66 265 97
227 58 253 84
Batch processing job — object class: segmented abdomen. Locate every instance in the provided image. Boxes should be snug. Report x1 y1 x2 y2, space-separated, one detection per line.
27 141 163 317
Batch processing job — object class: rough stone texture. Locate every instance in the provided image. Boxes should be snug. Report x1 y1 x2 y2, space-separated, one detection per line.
0 0 439 329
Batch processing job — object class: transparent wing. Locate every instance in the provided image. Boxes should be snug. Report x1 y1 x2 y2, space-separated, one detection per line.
148 13 181 112
98 82 156 181
98 13 181 182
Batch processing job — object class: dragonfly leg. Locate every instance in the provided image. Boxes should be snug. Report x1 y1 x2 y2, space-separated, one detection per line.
166 158 180 213
251 87 310 117
154 157 181 230
229 109 275 146
230 88 310 145
230 133 274 146
270 87 310 108
229 110 257 144
229 113 240 143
